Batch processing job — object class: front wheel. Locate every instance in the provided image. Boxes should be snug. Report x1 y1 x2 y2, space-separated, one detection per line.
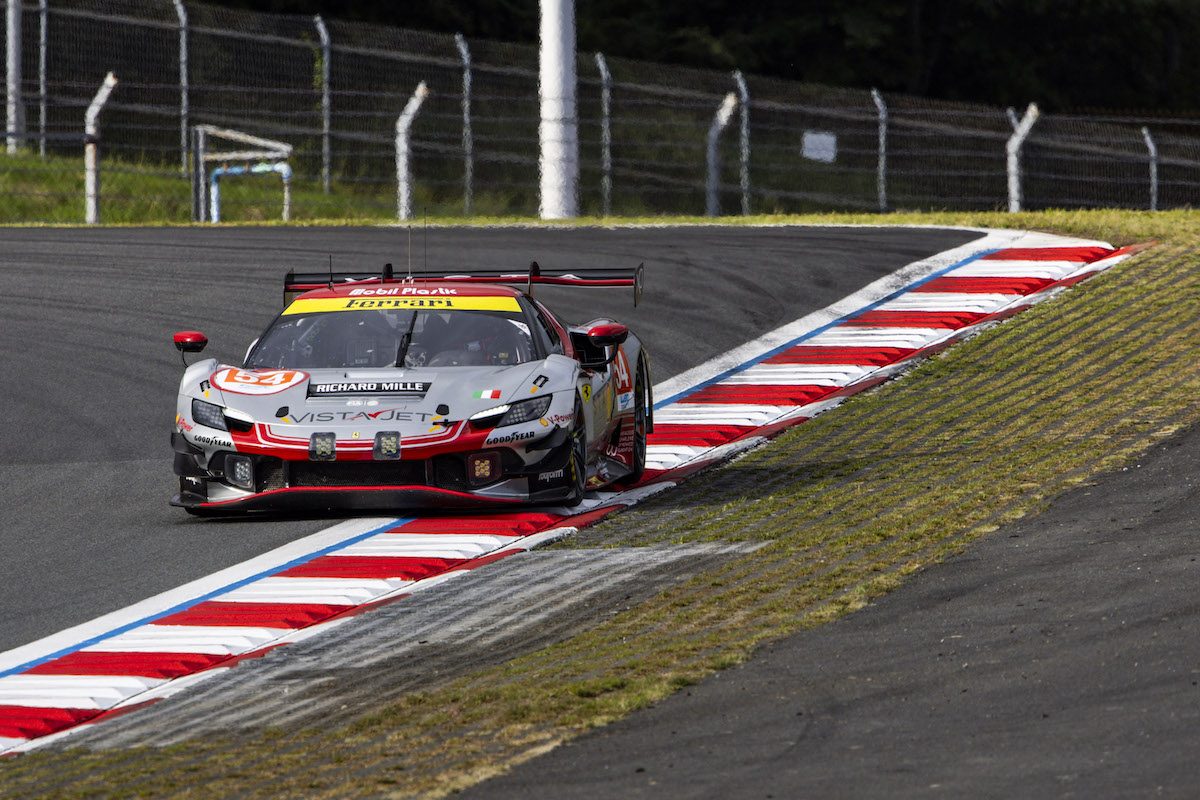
618 357 649 486
562 401 587 507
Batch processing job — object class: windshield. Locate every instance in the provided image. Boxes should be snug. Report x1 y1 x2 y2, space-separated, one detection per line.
246 308 537 370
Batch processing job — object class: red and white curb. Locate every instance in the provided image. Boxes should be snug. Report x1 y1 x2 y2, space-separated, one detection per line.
0 228 1135 754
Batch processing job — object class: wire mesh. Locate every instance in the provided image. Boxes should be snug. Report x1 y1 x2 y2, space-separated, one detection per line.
4 0 1200 223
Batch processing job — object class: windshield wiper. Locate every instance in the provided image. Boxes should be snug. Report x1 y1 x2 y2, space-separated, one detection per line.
395 311 419 367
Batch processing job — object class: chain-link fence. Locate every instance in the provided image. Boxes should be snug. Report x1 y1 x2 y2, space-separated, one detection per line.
2 0 1199 224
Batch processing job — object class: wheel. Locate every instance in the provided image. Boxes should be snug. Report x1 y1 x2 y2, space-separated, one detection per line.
618 357 649 486
562 400 587 507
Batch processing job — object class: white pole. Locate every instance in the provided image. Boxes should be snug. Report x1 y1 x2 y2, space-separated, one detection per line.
84 71 117 225
209 166 222 223
538 0 578 219
314 15 331 194
190 125 206 221
6 0 25 154
733 70 750 216
1006 102 1039 213
395 81 429 221
871 88 888 212
595 52 611 217
454 33 473 216
173 0 188 175
37 0 46 157
1142 126 1158 212
705 92 737 217
281 164 291 222
1005 106 1019 130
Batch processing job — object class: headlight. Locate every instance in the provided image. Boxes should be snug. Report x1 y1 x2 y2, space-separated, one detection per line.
469 395 552 429
191 398 228 431
499 395 552 426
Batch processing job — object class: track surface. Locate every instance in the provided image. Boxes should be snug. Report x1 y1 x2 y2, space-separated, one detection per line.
0 225 975 654
469 417 1200 798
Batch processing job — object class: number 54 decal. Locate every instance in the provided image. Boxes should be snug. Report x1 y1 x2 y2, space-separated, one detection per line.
211 367 308 396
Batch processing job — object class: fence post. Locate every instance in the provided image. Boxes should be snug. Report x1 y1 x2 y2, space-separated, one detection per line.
314 14 331 194
733 70 750 215
84 72 117 225
173 0 188 175
454 33 473 216
395 81 429 221
1141 126 1158 211
6 0 24 154
191 124 207 221
705 92 737 217
1006 102 1039 213
595 52 612 217
871 88 888 212
37 0 47 157
1005 106 1019 130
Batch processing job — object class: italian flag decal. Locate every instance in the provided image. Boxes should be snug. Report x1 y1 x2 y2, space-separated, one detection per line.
474 389 502 400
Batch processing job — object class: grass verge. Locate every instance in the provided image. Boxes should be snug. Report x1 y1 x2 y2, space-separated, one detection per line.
1 210 1197 798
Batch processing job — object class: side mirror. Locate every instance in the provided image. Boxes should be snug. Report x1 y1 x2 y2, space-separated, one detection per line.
587 323 628 347
173 330 208 354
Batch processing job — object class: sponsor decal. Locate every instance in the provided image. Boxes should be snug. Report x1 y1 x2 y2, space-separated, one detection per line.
581 384 592 402
486 429 536 445
530 375 549 394
291 409 434 423
606 424 636 464
309 381 431 396
175 413 194 432
283 296 520 315
547 413 575 425
475 389 503 400
614 348 633 394
617 391 634 411
211 368 307 396
347 286 458 297
537 468 565 482
192 433 234 449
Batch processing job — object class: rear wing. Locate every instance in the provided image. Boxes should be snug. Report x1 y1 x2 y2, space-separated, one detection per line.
283 261 645 307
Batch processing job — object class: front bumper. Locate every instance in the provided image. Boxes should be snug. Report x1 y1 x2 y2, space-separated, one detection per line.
171 427 575 513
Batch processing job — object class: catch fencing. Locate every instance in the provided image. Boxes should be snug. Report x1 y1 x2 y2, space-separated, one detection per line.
2 0 1200 224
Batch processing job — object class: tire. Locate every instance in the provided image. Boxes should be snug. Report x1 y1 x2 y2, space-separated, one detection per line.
618 357 649 486
562 400 587 507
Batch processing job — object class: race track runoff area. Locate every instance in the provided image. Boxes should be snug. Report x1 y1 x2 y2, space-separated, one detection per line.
0 225 1129 756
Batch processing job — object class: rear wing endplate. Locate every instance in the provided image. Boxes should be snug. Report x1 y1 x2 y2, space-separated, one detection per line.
284 262 645 307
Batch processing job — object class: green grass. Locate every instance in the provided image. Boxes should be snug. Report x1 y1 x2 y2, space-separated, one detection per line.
1 210 1196 798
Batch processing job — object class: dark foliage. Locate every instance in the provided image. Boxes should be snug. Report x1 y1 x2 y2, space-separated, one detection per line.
209 0 1200 112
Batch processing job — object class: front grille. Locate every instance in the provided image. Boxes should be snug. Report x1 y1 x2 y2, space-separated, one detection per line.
288 460 428 488
257 458 286 491
433 455 467 491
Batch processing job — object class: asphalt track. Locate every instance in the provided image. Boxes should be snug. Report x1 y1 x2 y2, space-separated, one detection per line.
468 414 1200 798
0 224 976 654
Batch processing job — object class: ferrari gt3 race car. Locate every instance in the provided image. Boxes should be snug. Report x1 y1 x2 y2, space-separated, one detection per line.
169 263 651 514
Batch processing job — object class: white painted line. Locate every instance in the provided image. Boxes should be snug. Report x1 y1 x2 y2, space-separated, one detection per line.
82 625 290 655
217 577 407 605
655 404 796 426
337 534 518 557
0 675 164 709
876 293 1016 312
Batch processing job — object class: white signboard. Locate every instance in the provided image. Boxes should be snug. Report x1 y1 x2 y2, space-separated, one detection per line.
802 131 838 163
